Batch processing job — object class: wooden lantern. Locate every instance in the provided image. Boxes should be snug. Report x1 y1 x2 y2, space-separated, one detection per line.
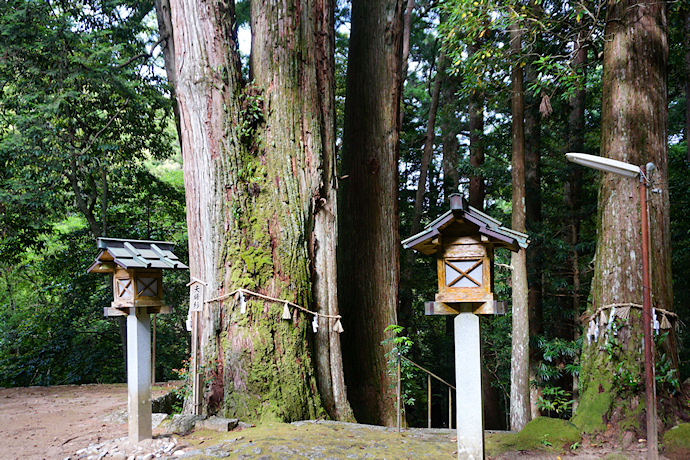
403 194 528 316
87 238 188 316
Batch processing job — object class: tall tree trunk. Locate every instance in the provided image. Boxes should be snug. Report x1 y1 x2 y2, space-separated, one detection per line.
509 22 530 432
338 0 403 426
154 0 182 142
441 75 461 200
410 52 444 236
467 41 485 210
565 37 586 413
572 0 673 439
169 0 349 421
524 63 542 420
399 0 415 128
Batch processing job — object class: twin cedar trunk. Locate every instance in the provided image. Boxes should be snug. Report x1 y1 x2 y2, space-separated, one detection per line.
573 0 674 436
168 0 351 421
338 0 404 426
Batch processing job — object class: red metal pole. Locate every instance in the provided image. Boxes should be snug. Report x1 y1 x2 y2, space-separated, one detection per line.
640 167 658 460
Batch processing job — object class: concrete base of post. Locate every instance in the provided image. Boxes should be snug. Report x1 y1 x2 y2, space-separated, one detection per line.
127 308 152 442
454 312 485 459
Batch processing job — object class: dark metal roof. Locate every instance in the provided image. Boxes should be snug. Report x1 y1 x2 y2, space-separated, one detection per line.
402 194 529 255
87 237 188 273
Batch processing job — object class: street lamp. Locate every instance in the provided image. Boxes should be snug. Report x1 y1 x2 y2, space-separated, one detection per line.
566 152 657 460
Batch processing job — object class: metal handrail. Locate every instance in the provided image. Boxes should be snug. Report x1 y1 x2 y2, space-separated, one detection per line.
396 353 455 431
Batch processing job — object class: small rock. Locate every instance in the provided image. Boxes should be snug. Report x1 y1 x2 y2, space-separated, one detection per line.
162 414 205 435
142 454 154 460
196 416 239 432
111 453 126 460
173 450 186 457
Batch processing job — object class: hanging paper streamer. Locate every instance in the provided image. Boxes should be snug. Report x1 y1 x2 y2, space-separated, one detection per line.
312 314 319 333
239 290 246 314
282 302 292 320
186 311 193 332
333 318 344 333
607 306 617 335
586 320 593 346
653 308 659 335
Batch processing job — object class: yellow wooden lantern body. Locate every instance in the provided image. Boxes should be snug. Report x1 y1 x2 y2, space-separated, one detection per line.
436 235 494 305
112 267 164 309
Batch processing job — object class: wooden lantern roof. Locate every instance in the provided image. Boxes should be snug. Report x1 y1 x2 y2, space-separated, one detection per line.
87 237 188 273
402 194 529 255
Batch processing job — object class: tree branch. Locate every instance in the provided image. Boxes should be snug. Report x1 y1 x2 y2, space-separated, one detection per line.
117 37 165 68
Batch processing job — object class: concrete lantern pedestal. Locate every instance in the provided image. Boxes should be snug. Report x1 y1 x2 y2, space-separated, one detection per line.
127 308 152 442
454 312 484 459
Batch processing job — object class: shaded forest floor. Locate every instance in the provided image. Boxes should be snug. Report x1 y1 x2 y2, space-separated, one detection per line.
0 383 674 459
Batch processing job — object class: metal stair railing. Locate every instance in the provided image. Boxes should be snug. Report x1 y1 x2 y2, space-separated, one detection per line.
396 352 456 432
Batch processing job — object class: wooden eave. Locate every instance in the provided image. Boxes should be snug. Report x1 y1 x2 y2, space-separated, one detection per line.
402 198 529 255
86 237 188 274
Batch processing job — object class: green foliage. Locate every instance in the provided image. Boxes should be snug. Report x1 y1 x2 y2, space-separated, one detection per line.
0 166 190 387
0 0 173 243
655 333 681 396
0 0 189 389
536 386 574 418
382 325 423 408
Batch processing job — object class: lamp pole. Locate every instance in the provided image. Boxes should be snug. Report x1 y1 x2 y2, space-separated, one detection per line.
566 153 657 460
639 165 658 460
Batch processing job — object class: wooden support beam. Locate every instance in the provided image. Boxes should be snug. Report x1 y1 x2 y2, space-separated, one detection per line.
424 301 506 316
104 305 172 317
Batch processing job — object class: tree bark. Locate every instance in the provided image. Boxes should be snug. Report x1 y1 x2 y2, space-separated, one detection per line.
410 52 444 236
572 0 673 438
399 0 415 129
467 41 485 210
441 75 461 201
154 0 182 142
524 62 542 420
338 0 403 426
565 37 586 413
169 0 350 421
509 22 531 432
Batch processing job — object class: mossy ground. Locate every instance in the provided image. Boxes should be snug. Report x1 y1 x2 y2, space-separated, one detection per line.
663 423 690 459
172 417 673 459
180 420 456 459
486 417 582 456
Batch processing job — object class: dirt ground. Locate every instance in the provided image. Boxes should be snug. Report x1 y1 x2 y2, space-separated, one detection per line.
0 382 178 460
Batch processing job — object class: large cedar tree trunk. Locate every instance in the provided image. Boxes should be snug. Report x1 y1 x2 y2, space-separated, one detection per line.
338 0 403 426
572 0 675 437
509 22 531 432
169 0 351 421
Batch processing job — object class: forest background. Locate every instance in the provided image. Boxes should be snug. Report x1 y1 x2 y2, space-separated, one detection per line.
1 0 689 434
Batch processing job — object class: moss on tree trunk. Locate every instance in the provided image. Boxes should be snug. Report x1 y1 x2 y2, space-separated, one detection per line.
572 0 678 439
169 0 351 422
